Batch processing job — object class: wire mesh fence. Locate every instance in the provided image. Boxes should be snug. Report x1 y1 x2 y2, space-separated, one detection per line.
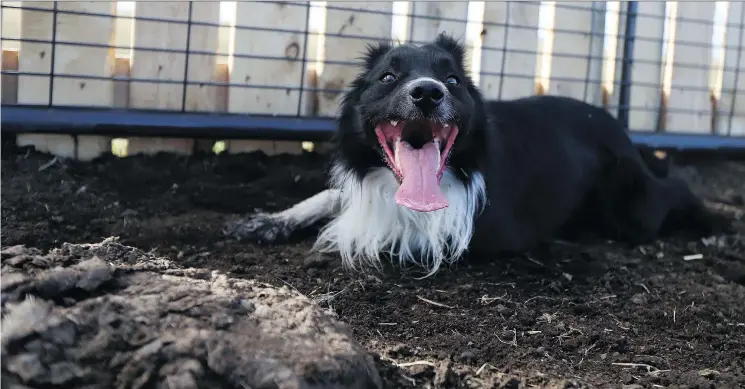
1 1 744 160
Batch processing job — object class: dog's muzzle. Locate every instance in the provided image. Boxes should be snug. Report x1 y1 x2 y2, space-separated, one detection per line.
407 79 447 112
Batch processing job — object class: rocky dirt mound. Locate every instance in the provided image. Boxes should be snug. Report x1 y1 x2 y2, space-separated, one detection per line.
1 238 380 389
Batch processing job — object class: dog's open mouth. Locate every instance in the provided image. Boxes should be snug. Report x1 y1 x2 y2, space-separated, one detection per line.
374 120 459 212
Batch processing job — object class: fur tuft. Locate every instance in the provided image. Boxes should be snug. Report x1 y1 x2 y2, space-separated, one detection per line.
312 163 487 277
361 41 393 71
433 33 467 69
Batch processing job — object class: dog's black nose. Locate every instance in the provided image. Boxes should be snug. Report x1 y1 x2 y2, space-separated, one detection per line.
408 81 445 108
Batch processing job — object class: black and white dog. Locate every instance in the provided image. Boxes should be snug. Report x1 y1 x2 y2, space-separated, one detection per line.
224 34 729 276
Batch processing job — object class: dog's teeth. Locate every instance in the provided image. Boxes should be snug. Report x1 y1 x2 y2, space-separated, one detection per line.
390 120 398 126
394 140 401 171
444 123 450 128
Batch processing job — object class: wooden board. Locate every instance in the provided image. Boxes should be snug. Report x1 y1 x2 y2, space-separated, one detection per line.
128 2 187 110
52 2 116 108
2 0 21 142
113 57 130 108
2 50 19 104
665 2 717 134
183 2 220 113
109 57 131 158
585 2 607 105
53 2 116 161
304 1 326 118
547 2 606 104
1 1 22 51
126 2 198 156
16 2 76 159
227 1 308 156
317 2 393 117
716 2 745 136
601 1 623 113
409 2 469 45
194 62 230 154
480 1 541 99
627 2 667 132
17 1 53 105
301 1 330 154
409 2 475 85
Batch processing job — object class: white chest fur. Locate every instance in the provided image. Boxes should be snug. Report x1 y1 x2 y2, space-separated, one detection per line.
313 165 486 276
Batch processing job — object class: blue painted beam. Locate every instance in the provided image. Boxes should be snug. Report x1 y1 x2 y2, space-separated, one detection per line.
1 105 336 141
3 105 745 151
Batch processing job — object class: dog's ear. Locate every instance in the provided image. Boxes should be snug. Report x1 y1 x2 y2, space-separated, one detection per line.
362 42 393 70
434 32 466 67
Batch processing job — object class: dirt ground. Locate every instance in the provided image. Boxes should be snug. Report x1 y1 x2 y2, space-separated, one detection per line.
2 141 745 389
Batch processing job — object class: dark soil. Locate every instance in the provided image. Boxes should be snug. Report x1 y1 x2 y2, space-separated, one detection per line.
2 143 745 389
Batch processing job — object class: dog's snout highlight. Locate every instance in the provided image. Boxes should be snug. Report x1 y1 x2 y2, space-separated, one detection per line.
409 83 444 104
406 78 447 109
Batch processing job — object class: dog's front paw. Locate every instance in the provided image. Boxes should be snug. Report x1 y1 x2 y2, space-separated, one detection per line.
222 213 292 244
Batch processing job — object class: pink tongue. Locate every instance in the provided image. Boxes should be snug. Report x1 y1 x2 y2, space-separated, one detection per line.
394 141 449 212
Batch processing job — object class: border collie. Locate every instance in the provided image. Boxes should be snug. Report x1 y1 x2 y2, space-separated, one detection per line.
224 33 729 277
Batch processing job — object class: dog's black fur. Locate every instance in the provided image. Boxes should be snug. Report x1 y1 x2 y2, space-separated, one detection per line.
226 33 731 263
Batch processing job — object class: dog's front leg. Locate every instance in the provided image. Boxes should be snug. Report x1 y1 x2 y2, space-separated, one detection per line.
223 189 341 244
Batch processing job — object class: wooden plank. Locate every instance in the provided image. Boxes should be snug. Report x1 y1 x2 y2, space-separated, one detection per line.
113 57 130 108
2 50 19 104
716 2 745 136
665 2 717 134
17 1 52 105
1 1 22 51
195 62 229 153
16 2 76 159
108 58 130 158
227 1 308 156
302 1 325 118
589 3 608 106
547 2 606 104
51 2 116 161
297 2 328 154
184 2 220 112
627 2 667 132
480 1 541 99
229 1 305 116
1 0 19 139
113 1 133 59
2 49 19 146
52 2 115 107
109 4 132 159
126 2 193 156
409 2 469 44
602 1 625 114
409 2 477 87
317 2 393 117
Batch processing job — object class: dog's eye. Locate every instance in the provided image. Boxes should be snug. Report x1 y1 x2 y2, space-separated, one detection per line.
380 73 397 83
446 76 460 86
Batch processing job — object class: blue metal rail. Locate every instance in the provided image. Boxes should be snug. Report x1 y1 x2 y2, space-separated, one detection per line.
3 104 745 151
